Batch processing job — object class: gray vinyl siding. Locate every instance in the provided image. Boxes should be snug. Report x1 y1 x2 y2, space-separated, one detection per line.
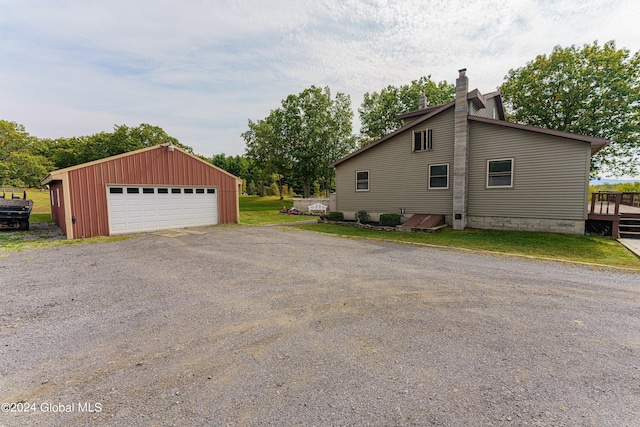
471 98 499 119
335 108 455 215
468 121 589 220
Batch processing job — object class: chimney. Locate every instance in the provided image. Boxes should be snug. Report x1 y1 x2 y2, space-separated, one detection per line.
452 68 469 230
418 92 427 110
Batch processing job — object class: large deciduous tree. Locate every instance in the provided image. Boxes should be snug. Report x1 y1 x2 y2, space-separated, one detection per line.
500 41 640 177
243 86 356 198
0 120 52 187
358 76 456 146
45 124 193 170
1 120 194 186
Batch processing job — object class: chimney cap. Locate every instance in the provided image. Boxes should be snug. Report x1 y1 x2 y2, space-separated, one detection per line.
418 92 427 109
458 68 467 76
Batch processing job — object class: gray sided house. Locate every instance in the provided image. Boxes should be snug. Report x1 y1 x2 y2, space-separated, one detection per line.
330 69 608 235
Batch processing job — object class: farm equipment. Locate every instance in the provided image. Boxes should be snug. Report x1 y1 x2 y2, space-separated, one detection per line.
0 190 34 230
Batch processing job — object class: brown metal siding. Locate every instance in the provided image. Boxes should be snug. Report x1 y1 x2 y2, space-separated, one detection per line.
66 146 239 239
49 182 66 235
336 109 455 215
468 121 589 220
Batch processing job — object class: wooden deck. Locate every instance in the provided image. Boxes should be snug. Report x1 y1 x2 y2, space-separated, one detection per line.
590 202 640 216
589 192 640 238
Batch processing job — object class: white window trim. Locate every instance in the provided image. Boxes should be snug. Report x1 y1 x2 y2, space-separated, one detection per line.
56 188 61 207
486 158 514 188
355 170 370 192
428 163 449 190
412 129 433 152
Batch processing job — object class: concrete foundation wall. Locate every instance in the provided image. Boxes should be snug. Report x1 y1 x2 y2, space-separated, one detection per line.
467 215 585 235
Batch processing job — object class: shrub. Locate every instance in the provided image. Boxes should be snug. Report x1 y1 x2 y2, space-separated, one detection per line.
355 210 370 224
268 182 280 197
380 213 402 226
327 211 344 221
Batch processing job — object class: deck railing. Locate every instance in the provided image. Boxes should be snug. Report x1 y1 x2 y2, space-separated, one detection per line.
590 191 640 215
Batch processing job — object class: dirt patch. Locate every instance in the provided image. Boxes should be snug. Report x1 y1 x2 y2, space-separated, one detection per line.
0 222 65 242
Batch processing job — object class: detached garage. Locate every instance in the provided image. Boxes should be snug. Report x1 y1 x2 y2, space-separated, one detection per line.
41 144 242 239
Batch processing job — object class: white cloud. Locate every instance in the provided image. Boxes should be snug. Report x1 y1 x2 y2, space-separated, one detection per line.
0 0 638 172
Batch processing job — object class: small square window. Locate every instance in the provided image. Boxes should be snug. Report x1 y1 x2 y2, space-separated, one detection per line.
109 187 123 194
356 170 369 191
157 188 168 194
428 164 449 189
196 188 205 194
143 188 154 194
487 159 514 188
184 188 194 194
171 188 181 194
126 188 139 194
207 189 216 194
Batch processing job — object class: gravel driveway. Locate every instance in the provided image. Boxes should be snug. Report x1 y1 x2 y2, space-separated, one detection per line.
1 225 639 426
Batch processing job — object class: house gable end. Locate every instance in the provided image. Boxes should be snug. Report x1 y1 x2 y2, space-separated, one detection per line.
331 102 455 168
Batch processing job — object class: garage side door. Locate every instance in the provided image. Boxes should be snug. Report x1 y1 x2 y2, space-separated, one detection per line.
107 186 218 234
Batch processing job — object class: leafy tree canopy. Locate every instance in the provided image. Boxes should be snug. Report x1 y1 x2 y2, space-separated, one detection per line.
358 76 456 146
0 121 194 187
0 120 52 187
243 86 356 198
500 41 640 177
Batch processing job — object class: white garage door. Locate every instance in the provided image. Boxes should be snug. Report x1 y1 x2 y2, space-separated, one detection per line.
107 186 218 234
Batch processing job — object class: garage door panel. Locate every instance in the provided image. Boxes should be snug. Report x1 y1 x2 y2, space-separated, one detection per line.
107 186 218 234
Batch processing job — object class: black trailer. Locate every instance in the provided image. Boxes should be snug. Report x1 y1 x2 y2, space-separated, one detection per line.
0 190 34 230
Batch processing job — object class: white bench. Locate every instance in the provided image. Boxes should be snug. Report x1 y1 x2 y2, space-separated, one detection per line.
308 203 328 214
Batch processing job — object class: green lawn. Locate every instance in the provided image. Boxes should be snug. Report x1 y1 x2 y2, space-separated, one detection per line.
239 195 318 225
295 223 640 270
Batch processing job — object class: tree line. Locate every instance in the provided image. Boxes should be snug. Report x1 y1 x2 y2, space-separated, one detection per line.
2 41 638 191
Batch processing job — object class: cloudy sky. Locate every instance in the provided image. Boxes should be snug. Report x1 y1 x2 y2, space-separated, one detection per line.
1 0 638 164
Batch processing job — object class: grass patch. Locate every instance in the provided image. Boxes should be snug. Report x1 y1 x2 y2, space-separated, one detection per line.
0 234 131 255
30 213 53 224
239 196 316 225
295 223 640 270
27 189 53 214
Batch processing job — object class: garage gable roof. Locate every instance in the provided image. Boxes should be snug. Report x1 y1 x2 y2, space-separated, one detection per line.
41 144 241 186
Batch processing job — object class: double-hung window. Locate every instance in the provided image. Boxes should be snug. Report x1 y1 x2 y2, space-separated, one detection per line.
413 129 433 152
356 170 369 191
428 164 449 189
487 158 514 188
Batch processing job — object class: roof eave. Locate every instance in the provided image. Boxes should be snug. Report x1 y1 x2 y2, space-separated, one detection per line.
468 116 609 153
467 89 487 110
